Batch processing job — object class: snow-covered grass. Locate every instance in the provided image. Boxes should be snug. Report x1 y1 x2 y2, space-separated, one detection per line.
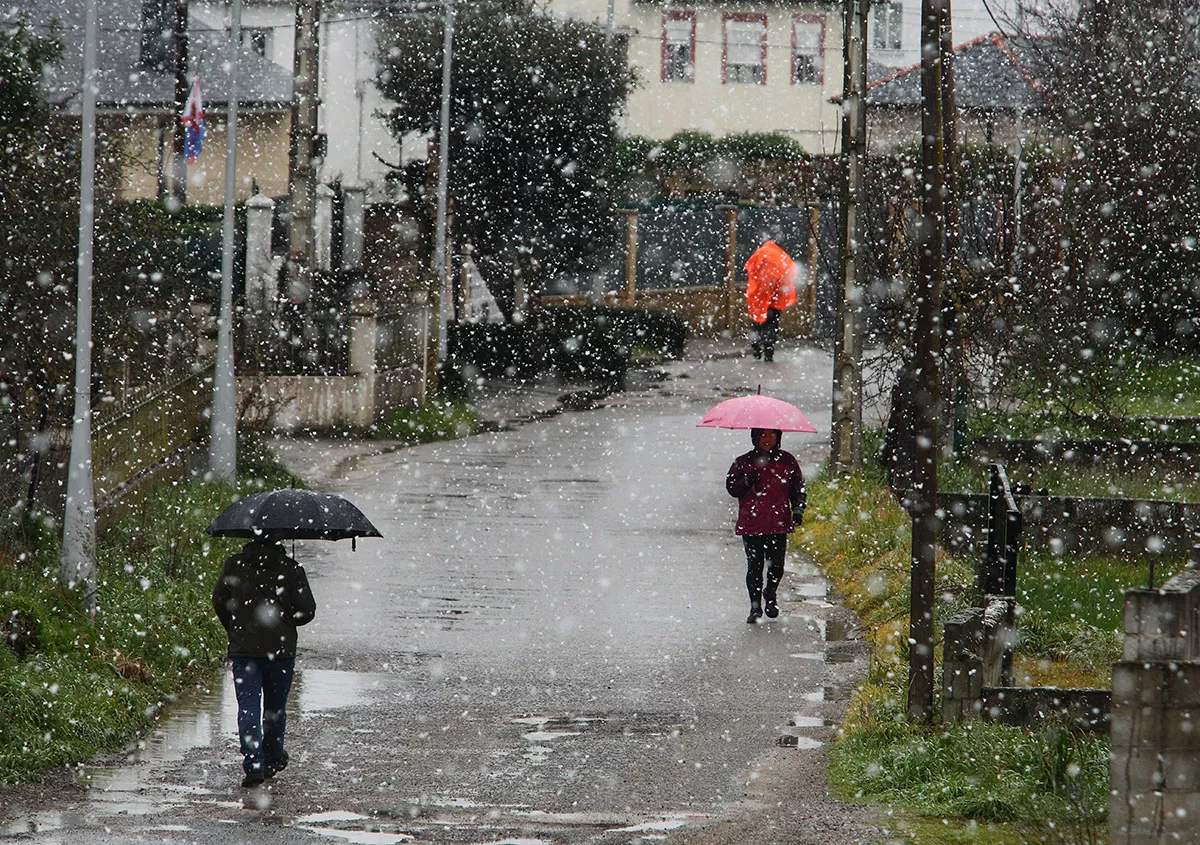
0 440 292 783
376 396 478 444
798 454 1147 843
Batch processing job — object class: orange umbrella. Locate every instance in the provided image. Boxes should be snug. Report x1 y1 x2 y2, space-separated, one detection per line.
744 240 798 324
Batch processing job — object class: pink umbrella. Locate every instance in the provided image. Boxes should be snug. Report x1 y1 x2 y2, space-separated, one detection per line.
697 389 818 433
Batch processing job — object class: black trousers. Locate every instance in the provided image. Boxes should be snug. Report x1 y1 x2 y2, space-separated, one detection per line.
743 534 787 605
750 308 781 361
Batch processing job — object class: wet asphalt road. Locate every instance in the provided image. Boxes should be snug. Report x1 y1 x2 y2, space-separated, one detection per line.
0 342 884 844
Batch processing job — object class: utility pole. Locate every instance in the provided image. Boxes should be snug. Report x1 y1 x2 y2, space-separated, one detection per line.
433 0 455 370
832 0 868 474
210 0 241 482
168 0 189 207
908 0 949 724
62 0 100 616
287 0 322 307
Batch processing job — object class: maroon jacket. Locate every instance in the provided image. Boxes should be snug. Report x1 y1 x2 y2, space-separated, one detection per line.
726 446 806 536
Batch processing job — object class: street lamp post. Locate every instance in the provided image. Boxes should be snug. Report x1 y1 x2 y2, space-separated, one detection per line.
433 0 455 373
209 0 241 481
61 0 100 616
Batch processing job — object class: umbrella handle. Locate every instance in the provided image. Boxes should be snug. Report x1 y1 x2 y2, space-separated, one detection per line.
352 536 357 552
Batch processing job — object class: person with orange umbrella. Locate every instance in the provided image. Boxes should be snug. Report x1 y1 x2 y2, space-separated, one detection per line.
744 240 799 362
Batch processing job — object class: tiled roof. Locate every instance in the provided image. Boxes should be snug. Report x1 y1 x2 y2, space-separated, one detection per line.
6 0 292 111
856 33 1049 113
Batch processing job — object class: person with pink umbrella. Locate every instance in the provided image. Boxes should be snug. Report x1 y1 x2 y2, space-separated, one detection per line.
700 391 814 623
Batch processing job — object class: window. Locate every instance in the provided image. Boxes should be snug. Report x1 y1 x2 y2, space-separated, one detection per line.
872 1 903 51
139 0 171 69
792 17 824 84
662 12 695 83
243 28 272 59
724 14 767 84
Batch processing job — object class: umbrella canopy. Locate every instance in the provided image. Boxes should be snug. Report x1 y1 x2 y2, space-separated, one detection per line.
697 393 818 433
205 489 383 541
745 240 799 324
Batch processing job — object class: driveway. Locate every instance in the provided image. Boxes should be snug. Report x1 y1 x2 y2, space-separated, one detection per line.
0 340 887 844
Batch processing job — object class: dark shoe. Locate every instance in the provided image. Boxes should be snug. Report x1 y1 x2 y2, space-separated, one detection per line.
265 758 288 780
747 603 763 623
764 599 779 618
242 770 265 788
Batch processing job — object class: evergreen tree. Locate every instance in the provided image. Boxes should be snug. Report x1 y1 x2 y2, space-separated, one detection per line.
375 0 634 312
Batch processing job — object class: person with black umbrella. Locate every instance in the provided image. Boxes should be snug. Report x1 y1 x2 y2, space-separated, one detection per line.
212 537 316 788
206 489 380 788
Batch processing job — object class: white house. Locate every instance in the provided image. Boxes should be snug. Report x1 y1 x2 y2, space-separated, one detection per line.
866 0 1029 69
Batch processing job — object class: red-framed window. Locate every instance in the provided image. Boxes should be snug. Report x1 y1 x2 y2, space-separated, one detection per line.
662 11 696 83
723 13 767 85
792 15 824 85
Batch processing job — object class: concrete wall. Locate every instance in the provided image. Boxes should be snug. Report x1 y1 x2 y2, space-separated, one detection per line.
940 492 1200 559
1111 569 1200 844
941 598 1014 722
111 110 291 204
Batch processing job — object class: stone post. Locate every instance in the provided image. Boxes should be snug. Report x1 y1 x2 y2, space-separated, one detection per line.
941 607 984 723
245 194 276 312
620 208 638 308
348 288 378 379
314 184 335 272
1111 569 1200 844
342 184 366 270
719 205 738 335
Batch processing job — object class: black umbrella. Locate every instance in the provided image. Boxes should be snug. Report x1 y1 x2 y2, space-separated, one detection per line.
205 489 382 545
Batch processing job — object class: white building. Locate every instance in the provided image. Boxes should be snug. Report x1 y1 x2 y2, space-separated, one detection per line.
866 0 1029 69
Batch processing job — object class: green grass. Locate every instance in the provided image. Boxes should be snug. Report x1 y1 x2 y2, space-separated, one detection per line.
0 438 290 783
797 452 1149 842
376 396 479 443
1014 551 1185 681
997 353 1200 421
829 719 1109 840
941 455 1200 503
1108 356 1200 417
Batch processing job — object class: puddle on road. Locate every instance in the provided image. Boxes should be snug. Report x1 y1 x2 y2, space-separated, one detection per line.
0 669 401 833
792 581 829 599
776 735 826 750
788 715 828 728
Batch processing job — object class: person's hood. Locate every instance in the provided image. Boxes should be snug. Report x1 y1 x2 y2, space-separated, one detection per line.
750 428 783 451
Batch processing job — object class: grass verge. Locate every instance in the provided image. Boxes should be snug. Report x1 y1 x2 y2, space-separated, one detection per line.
796 452 1176 843
0 436 291 784
376 395 479 444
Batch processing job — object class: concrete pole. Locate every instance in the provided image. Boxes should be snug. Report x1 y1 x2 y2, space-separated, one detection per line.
209 0 241 483
721 205 738 335
62 0 100 616
620 209 638 308
287 0 322 306
908 0 948 724
341 184 366 269
168 0 189 207
832 0 868 474
433 0 456 371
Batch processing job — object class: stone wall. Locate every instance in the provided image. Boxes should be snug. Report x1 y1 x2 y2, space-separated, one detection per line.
1111 568 1200 844
941 597 1015 722
941 492 1200 559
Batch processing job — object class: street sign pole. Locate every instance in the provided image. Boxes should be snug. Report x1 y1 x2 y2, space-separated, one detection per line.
210 0 241 481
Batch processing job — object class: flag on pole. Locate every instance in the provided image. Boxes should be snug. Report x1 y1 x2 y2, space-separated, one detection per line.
181 75 205 163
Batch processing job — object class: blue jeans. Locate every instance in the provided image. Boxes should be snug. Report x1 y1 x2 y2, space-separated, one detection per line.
231 657 295 775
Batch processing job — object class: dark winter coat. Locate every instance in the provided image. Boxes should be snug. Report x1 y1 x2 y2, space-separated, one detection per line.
725 433 806 536
212 540 316 660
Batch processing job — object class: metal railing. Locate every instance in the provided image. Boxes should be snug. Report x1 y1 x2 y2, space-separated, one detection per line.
981 461 1022 597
